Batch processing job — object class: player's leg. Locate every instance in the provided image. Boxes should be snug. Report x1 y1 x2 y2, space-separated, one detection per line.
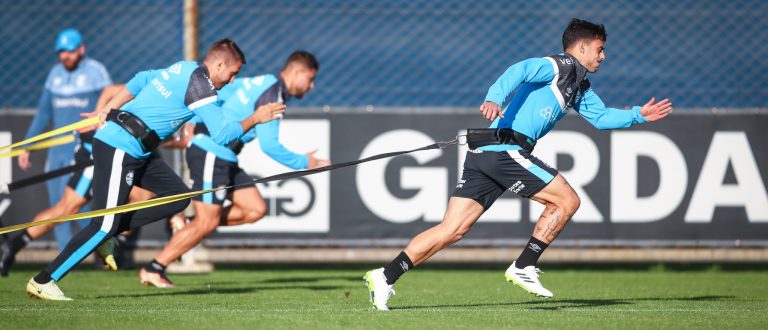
220 168 267 226
365 151 502 310
138 147 214 287
28 140 137 300
141 200 222 288
46 158 76 252
499 150 579 298
0 186 88 277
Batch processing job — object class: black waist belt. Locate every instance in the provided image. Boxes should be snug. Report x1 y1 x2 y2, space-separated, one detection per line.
194 124 245 154
106 110 160 153
465 128 536 152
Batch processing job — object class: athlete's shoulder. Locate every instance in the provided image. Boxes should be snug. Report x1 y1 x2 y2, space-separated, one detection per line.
184 63 217 107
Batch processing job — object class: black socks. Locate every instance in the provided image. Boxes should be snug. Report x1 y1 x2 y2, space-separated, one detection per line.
382 251 414 285
10 231 32 255
144 259 167 273
34 270 52 284
515 236 549 268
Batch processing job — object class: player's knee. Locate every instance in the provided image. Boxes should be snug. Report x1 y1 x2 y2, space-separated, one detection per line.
167 199 191 216
242 201 267 223
565 192 581 216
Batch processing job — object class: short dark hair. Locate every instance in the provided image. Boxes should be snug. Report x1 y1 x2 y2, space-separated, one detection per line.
562 19 607 50
205 38 246 65
283 50 319 71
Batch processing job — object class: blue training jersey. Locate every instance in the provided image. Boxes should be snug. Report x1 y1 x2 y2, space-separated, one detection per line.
479 53 647 152
25 57 112 158
190 74 309 169
95 61 244 158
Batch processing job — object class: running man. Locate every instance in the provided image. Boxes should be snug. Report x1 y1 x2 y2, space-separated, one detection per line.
364 19 673 310
18 28 112 251
140 50 328 287
0 84 188 277
25 39 285 300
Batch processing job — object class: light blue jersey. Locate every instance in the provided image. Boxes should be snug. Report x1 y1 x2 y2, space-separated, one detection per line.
25 58 112 157
190 74 309 169
479 53 647 152
95 61 244 158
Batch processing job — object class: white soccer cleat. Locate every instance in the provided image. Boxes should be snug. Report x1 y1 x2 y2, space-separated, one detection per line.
26 277 73 301
364 268 395 311
504 261 553 298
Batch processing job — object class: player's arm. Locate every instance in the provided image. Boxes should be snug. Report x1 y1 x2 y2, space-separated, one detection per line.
255 120 309 170
187 72 284 145
481 57 556 121
576 88 672 129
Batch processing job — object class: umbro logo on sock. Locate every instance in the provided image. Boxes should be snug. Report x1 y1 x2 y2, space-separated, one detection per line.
528 243 542 253
399 261 409 272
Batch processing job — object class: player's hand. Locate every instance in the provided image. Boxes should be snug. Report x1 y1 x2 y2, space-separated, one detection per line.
640 97 673 122
480 101 503 121
180 123 195 146
306 150 330 169
253 103 286 123
77 110 108 133
17 151 31 171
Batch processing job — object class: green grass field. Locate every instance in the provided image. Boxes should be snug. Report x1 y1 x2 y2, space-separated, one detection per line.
1 263 766 329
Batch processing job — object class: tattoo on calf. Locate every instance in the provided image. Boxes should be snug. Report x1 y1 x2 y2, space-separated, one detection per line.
539 208 563 241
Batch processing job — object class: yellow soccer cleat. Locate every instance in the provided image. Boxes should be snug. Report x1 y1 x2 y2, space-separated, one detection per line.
96 237 118 271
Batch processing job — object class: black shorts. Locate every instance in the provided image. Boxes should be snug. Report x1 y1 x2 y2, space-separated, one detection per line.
187 144 254 205
66 142 94 199
452 150 559 210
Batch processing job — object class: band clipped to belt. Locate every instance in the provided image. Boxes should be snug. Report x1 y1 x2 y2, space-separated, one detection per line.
465 128 536 152
106 110 160 152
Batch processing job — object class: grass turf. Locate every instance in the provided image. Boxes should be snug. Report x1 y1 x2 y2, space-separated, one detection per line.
0 263 766 329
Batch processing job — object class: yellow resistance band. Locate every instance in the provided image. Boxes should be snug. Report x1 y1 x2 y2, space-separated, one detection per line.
0 116 98 152
0 134 76 159
0 187 220 235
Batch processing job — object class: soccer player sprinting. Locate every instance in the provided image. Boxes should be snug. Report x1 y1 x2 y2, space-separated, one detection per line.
0 85 188 277
25 39 286 300
139 51 328 288
364 19 673 310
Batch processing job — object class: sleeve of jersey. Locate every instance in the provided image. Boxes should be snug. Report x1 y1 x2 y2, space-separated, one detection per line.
577 88 647 130
484 57 555 106
256 120 309 170
125 70 159 96
25 89 53 139
186 69 243 145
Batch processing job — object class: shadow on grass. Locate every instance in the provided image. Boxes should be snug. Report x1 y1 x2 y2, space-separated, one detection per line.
95 284 345 299
187 275 362 286
393 295 736 311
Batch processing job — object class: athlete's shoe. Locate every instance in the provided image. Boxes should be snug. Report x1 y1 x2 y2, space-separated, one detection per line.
364 268 395 311
26 278 72 301
0 239 15 277
139 268 175 288
504 261 553 298
96 237 118 271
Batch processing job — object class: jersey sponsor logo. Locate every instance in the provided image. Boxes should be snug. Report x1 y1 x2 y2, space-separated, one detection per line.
161 71 170 80
168 63 182 75
52 97 89 108
151 78 172 98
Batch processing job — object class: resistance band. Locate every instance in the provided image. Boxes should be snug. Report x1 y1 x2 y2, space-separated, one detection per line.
0 134 76 159
0 139 457 235
0 117 98 152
